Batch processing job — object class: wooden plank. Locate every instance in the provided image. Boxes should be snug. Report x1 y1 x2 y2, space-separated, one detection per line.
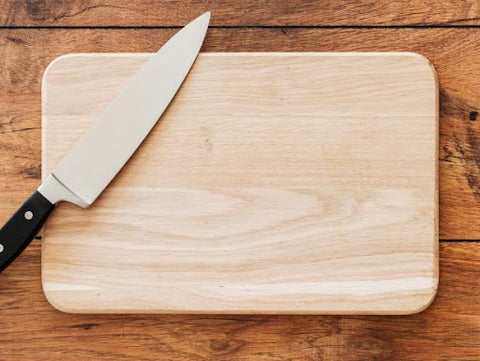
42 52 438 314
0 28 478 239
1 0 480 27
0 241 478 360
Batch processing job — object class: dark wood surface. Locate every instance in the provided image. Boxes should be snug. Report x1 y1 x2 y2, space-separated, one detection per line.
2 0 480 26
1 3 480 360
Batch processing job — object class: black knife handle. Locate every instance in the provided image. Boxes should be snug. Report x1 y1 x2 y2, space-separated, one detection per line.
0 191 55 273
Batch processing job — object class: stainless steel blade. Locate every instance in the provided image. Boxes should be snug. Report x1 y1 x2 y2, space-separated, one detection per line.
40 12 210 207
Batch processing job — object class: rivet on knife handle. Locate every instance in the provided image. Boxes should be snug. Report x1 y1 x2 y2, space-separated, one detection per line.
0 191 55 273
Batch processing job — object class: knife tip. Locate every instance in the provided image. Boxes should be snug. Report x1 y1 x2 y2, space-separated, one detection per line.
201 11 211 23
187 11 210 33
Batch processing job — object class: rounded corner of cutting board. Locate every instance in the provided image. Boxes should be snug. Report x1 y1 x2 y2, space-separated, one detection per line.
41 239 82 314
42 289 71 314
394 52 439 104
395 244 440 315
41 278 75 314
400 282 439 315
408 52 439 96
404 52 439 112
42 53 85 86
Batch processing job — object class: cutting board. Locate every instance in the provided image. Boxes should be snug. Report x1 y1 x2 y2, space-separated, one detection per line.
41 52 438 314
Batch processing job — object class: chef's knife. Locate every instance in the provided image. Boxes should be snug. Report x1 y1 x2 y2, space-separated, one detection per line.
0 12 210 273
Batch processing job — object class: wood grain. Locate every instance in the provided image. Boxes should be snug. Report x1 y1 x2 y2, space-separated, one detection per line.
0 241 478 360
0 25 478 359
2 0 480 27
0 28 479 239
41 53 438 314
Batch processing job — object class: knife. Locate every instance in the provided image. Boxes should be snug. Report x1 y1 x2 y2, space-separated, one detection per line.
0 12 210 273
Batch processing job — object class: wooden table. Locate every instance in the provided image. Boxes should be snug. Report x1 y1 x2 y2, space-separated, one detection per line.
0 1 479 359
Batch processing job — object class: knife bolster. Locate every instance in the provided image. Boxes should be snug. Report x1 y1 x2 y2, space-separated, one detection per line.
38 174 90 208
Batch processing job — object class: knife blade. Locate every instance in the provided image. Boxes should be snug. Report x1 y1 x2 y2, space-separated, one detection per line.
0 12 210 273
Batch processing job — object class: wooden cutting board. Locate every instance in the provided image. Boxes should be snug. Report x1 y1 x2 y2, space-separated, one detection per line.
41 52 438 314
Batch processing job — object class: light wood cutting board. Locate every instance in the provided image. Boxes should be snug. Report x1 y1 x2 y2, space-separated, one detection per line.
41 52 438 314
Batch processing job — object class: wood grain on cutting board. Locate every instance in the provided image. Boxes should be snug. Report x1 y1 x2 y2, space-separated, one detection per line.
41 52 438 314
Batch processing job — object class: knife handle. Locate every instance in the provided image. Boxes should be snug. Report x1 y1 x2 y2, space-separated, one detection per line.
0 191 55 274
